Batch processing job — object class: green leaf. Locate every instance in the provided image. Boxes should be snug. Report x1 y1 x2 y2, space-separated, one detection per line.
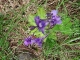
66 22 72 28
62 17 71 24
30 28 44 37
53 25 60 31
59 23 72 35
28 14 36 26
63 17 72 28
48 31 57 40
61 17 72 35
37 7 46 19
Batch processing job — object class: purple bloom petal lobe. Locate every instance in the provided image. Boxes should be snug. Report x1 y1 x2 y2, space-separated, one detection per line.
35 16 48 34
47 10 62 28
24 37 31 46
35 16 40 25
51 10 58 16
35 38 43 47
24 36 44 47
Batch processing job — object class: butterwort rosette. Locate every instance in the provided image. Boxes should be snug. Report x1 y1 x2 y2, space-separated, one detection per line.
24 9 62 48
34 16 48 34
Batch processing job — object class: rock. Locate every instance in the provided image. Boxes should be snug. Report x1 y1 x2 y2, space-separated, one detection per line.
18 52 35 60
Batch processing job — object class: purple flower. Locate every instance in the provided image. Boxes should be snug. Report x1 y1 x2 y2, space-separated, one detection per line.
51 10 58 16
48 10 62 28
51 10 62 24
35 38 43 47
24 36 44 47
34 16 48 34
24 36 32 46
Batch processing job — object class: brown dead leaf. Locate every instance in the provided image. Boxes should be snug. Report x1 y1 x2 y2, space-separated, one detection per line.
17 45 42 57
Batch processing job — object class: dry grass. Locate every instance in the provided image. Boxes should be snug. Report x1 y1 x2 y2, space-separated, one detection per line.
0 0 80 60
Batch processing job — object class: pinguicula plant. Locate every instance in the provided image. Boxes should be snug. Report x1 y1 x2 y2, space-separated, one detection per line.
24 7 62 47
24 7 73 57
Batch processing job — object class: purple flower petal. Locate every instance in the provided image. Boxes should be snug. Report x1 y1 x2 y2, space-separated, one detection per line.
24 37 31 46
39 28 44 34
56 17 62 24
24 36 44 47
31 40 35 45
38 20 48 33
24 40 28 46
24 36 35 46
47 10 62 28
35 16 40 26
35 38 43 47
51 10 58 16
35 16 48 34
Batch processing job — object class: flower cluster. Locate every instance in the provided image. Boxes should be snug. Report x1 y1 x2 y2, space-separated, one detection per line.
48 10 62 28
24 10 62 47
24 36 43 47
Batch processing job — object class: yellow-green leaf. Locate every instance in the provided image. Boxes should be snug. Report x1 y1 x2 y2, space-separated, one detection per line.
28 14 36 26
37 7 46 19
